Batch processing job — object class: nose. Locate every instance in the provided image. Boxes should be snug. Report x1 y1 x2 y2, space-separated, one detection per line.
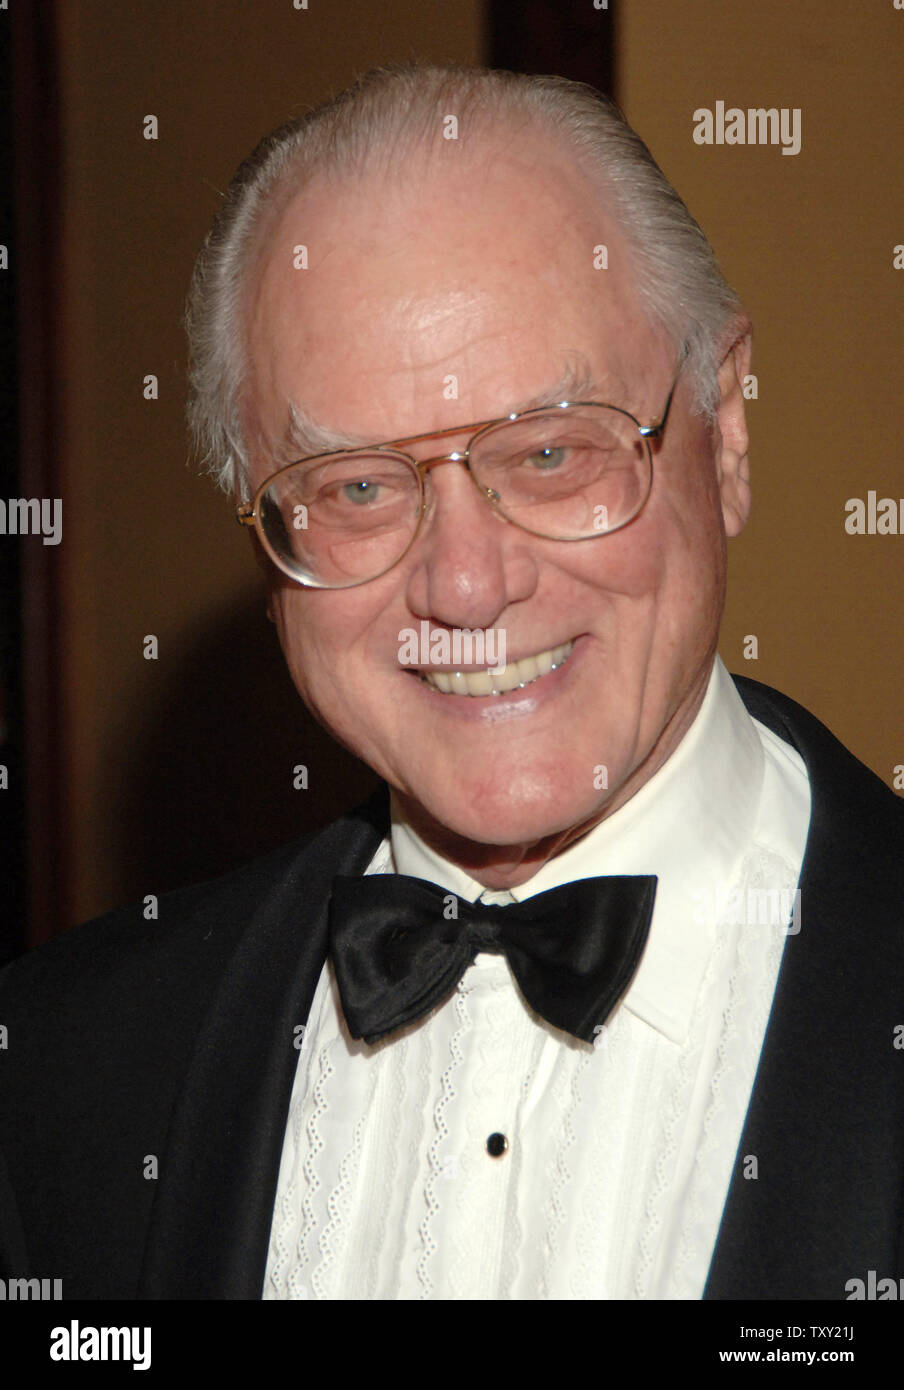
403 452 539 632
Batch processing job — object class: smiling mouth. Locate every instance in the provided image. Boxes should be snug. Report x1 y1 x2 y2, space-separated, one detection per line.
418 640 574 697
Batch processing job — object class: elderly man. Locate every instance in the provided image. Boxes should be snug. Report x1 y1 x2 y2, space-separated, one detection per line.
0 65 901 1303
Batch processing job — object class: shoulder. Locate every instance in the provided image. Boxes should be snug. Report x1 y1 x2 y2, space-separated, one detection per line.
1 835 307 1008
731 671 904 859
0 782 389 1033
0 847 306 1123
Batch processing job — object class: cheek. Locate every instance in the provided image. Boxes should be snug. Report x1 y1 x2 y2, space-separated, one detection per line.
653 501 728 654
564 472 726 652
558 519 669 611
270 585 389 707
270 590 337 701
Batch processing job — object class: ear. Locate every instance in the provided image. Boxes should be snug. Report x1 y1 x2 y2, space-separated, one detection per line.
714 331 752 538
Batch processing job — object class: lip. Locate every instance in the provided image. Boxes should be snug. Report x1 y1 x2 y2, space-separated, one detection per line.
404 634 585 722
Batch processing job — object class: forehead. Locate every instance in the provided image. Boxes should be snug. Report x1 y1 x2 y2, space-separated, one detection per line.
244 130 665 458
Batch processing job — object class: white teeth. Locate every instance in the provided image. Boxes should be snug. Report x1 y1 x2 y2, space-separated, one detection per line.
420 641 574 697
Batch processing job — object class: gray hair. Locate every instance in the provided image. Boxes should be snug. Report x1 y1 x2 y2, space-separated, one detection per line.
185 63 745 498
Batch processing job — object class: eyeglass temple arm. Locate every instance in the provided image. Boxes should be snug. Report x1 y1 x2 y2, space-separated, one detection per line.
639 340 690 440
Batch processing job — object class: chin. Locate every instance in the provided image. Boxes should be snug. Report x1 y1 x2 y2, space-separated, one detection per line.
410 767 602 852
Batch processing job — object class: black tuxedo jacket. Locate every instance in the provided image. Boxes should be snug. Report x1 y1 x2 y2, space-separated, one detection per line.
0 675 902 1300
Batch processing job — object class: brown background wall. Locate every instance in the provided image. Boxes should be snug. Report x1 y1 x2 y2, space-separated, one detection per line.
16 0 485 941
618 0 904 782
11 0 902 941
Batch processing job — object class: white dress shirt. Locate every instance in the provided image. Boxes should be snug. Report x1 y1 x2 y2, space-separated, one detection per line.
263 656 811 1299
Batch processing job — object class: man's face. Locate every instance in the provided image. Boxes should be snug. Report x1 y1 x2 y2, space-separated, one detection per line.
245 133 748 884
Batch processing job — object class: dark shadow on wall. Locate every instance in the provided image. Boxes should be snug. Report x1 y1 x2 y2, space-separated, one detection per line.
487 0 615 94
109 585 379 921
0 14 24 970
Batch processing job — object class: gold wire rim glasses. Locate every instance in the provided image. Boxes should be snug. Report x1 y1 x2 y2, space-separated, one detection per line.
236 341 690 589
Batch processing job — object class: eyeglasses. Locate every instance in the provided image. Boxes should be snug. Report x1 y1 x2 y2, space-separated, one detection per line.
237 344 689 589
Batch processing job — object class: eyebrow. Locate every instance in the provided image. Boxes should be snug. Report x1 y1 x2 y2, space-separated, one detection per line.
274 356 623 463
511 356 607 412
275 403 368 463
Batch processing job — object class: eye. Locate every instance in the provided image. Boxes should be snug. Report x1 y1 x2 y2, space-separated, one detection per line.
525 445 567 471
340 479 381 504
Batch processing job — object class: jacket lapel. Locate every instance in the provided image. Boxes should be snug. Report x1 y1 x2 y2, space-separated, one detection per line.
705 676 904 1297
137 785 389 1298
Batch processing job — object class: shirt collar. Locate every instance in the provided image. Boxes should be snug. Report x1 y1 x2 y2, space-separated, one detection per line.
391 657 765 1044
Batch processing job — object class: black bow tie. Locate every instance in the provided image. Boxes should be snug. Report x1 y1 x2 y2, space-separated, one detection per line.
328 872 657 1045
